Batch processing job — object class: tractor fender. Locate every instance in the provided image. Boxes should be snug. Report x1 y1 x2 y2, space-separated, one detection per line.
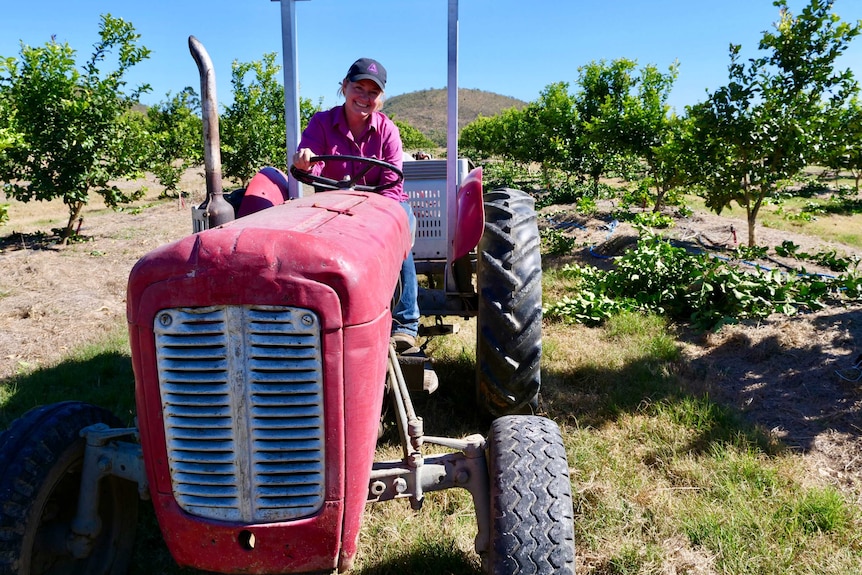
452 166 484 261
237 166 290 217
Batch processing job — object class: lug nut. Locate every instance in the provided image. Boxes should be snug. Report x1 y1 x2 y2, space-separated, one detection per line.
370 481 386 496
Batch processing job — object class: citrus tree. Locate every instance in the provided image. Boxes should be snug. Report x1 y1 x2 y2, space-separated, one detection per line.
0 14 152 241
146 87 203 198
459 82 581 188
580 59 683 209
686 0 860 246
821 95 862 190
220 53 286 187
219 52 325 186
393 119 437 152
576 59 639 193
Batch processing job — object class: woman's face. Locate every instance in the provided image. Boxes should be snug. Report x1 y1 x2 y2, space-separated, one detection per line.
343 79 383 122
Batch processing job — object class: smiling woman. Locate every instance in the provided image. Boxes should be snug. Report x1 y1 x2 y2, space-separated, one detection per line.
290 56 420 350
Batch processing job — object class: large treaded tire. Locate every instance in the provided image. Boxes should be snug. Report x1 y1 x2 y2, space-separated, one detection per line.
476 188 543 417
484 415 576 575
0 401 138 575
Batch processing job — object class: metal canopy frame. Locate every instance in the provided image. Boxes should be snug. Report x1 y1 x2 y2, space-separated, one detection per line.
274 0 460 200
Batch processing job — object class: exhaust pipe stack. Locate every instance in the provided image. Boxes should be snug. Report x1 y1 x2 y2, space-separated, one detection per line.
188 35 234 229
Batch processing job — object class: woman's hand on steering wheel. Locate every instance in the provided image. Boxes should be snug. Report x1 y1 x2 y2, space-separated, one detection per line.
289 154 404 194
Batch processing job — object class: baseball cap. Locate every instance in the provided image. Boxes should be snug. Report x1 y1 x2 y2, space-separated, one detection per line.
347 58 387 91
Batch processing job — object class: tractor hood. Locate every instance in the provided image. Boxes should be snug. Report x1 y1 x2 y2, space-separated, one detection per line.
127 191 411 331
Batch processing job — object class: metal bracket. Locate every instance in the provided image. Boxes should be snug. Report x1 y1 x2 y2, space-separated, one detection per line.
374 349 491 555
67 424 147 559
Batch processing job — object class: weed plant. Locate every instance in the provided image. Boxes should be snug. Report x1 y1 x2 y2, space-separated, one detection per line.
544 230 862 329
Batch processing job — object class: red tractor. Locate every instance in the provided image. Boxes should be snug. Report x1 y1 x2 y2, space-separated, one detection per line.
0 2 574 574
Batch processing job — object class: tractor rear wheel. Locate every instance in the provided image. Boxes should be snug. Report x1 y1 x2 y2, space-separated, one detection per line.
0 401 138 575
476 188 542 417
483 415 576 575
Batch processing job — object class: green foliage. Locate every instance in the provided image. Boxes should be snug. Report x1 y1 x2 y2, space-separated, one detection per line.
821 96 862 190
0 203 8 226
536 180 580 208
146 87 203 197
537 180 614 209
621 180 653 210
300 95 322 132
627 211 675 229
732 244 769 262
220 53 286 186
0 14 152 241
459 60 684 211
777 486 852 535
775 240 860 272
577 195 598 216
579 58 684 209
218 56 320 186
685 0 860 247
460 82 583 192
544 230 856 329
576 59 638 192
0 66 22 168
540 227 577 255
392 119 436 151
480 160 527 189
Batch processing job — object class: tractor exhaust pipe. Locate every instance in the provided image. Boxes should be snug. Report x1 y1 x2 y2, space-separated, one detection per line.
188 35 233 228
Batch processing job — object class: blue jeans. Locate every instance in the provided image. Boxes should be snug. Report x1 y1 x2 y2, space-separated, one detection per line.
392 201 419 338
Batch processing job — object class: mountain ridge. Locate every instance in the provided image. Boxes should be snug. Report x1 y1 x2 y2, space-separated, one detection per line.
382 87 527 147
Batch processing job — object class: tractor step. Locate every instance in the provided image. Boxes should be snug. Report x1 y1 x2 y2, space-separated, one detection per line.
396 351 438 394
418 323 460 337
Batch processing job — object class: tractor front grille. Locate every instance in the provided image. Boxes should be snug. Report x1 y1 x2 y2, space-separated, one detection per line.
153 305 325 523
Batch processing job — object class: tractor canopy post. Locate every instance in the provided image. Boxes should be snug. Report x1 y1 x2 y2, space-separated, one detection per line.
274 0 311 199
446 0 459 258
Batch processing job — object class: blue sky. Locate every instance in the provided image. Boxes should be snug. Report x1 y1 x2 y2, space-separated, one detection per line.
2 0 862 114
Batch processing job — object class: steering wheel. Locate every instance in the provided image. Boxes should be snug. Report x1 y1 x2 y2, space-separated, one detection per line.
289 154 404 193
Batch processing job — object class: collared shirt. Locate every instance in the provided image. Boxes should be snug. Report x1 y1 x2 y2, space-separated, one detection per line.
297 105 405 202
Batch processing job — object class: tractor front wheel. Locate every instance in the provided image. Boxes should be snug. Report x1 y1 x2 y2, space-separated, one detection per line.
476 188 542 417
0 401 139 575
483 415 576 575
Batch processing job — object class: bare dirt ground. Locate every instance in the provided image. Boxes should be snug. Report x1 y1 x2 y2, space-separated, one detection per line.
2 174 862 506
0 172 205 381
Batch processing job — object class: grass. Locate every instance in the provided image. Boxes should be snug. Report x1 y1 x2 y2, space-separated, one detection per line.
0 326 135 429
2 307 860 574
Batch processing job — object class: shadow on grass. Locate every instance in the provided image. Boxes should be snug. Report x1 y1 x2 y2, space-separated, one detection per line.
534 304 862 467
0 350 136 429
676 306 862 456
354 543 481 575
0 230 96 253
538 347 782 460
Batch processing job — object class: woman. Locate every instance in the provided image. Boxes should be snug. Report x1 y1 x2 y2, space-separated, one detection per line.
291 57 419 352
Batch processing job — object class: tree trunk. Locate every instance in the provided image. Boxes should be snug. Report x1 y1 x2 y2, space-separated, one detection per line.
747 209 757 247
61 201 85 245
652 182 666 213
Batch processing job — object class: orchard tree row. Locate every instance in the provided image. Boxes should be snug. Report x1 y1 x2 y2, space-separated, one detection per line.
0 14 433 241
3 2 861 246
459 0 862 246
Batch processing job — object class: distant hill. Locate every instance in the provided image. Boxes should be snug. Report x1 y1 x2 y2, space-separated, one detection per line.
382 88 527 147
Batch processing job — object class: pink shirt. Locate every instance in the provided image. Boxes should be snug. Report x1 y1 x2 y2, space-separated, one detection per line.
297 105 405 202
